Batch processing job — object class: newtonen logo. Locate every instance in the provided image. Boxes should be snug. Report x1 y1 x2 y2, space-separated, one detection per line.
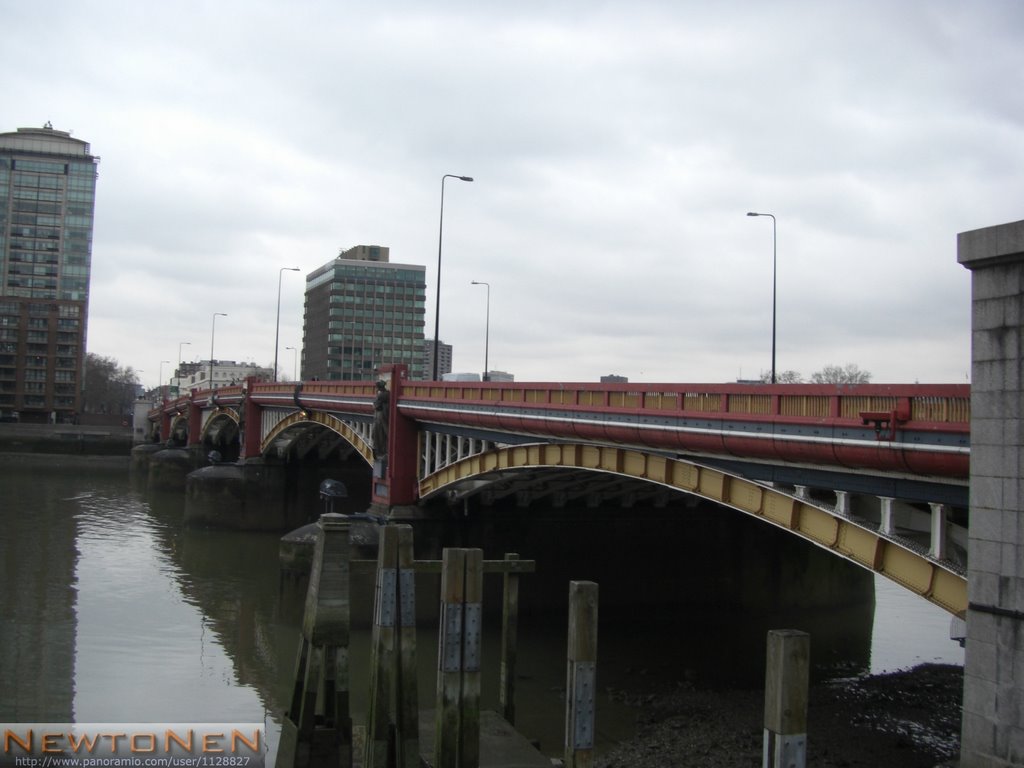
1 724 265 767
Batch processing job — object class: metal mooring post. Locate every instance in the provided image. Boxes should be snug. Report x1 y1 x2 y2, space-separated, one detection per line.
277 513 354 768
564 580 598 768
763 629 809 768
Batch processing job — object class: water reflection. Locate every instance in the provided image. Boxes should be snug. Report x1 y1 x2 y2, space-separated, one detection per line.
0 458 964 764
0 459 84 721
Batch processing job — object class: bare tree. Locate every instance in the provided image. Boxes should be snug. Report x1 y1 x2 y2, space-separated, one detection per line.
810 363 872 384
83 353 141 416
759 369 803 383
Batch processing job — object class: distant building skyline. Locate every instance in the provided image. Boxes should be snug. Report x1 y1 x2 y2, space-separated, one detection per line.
168 359 273 397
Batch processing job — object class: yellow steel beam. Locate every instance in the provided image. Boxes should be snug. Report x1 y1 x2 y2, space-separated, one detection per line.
199 408 240 442
419 442 967 618
262 411 373 465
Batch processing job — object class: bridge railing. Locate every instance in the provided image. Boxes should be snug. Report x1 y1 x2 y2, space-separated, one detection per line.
401 382 970 430
151 381 970 428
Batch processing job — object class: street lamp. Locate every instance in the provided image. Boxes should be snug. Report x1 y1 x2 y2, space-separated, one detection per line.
285 346 298 382
158 360 170 401
433 173 474 380
210 312 227 388
275 267 301 382
176 341 191 392
471 280 490 382
747 211 777 384
178 341 191 368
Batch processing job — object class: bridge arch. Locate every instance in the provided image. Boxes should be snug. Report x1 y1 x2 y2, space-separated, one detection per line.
419 442 966 618
199 408 242 459
168 413 189 444
261 410 374 465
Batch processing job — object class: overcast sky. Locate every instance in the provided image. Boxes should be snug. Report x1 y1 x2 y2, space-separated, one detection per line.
5 1 1023 388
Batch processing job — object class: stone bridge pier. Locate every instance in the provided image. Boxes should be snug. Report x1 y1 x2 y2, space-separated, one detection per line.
958 218 1024 767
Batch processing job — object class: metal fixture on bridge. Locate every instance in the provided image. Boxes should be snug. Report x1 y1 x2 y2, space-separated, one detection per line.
433 173 474 380
747 211 777 384
860 408 910 440
209 312 227 387
471 280 490 381
274 267 301 382
319 478 348 513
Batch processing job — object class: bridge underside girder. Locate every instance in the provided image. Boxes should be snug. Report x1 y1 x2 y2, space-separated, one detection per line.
419 442 967 618
269 425 357 463
449 467 675 509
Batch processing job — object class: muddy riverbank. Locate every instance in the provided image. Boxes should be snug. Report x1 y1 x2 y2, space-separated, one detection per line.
594 663 963 767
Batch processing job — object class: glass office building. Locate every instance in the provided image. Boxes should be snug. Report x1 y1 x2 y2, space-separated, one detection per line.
0 124 99 423
302 245 427 381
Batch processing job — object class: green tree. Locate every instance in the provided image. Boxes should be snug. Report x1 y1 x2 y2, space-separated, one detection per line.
83 353 141 416
810 363 872 384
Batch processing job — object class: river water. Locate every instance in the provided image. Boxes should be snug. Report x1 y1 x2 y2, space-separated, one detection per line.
0 457 963 763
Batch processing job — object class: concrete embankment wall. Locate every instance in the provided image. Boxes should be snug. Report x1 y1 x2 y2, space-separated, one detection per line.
0 423 134 456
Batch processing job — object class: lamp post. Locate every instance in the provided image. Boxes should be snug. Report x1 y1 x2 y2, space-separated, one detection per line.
275 267 301 382
210 312 227 388
158 360 170 401
470 280 490 381
177 341 190 392
285 346 297 382
746 211 777 384
178 341 191 368
433 173 474 380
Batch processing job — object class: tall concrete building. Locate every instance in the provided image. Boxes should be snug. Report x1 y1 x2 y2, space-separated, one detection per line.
0 124 99 423
302 245 427 381
424 338 452 380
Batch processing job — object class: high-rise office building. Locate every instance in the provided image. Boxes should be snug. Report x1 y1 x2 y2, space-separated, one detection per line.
423 338 452 380
0 124 99 423
302 245 427 381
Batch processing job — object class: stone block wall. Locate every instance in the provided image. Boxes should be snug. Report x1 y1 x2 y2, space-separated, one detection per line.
958 219 1024 767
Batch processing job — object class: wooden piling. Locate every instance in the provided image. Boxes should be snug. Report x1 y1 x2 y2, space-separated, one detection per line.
395 525 419 768
434 547 484 768
763 629 809 768
564 580 598 768
366 525 399 768
499 552 520 726
277 512 354 768
365 524 420 768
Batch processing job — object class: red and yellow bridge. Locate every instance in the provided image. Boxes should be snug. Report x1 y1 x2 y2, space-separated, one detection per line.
150 367 970 617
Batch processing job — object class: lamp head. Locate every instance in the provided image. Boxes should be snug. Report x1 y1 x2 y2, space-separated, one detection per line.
459 176 474 182
747 211 760 216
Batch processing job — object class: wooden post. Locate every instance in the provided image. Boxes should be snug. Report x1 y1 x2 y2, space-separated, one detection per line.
366 525 399 768
763 629 809 768
365 524 420 768
434 548 483 768
396 525 420 768
462 548 482 768
277 513 353 768
564 580 598 768
499 552 520 725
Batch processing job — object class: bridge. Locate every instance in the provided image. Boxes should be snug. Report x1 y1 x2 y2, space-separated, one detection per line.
141 218 1024 767
147 376 970 619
